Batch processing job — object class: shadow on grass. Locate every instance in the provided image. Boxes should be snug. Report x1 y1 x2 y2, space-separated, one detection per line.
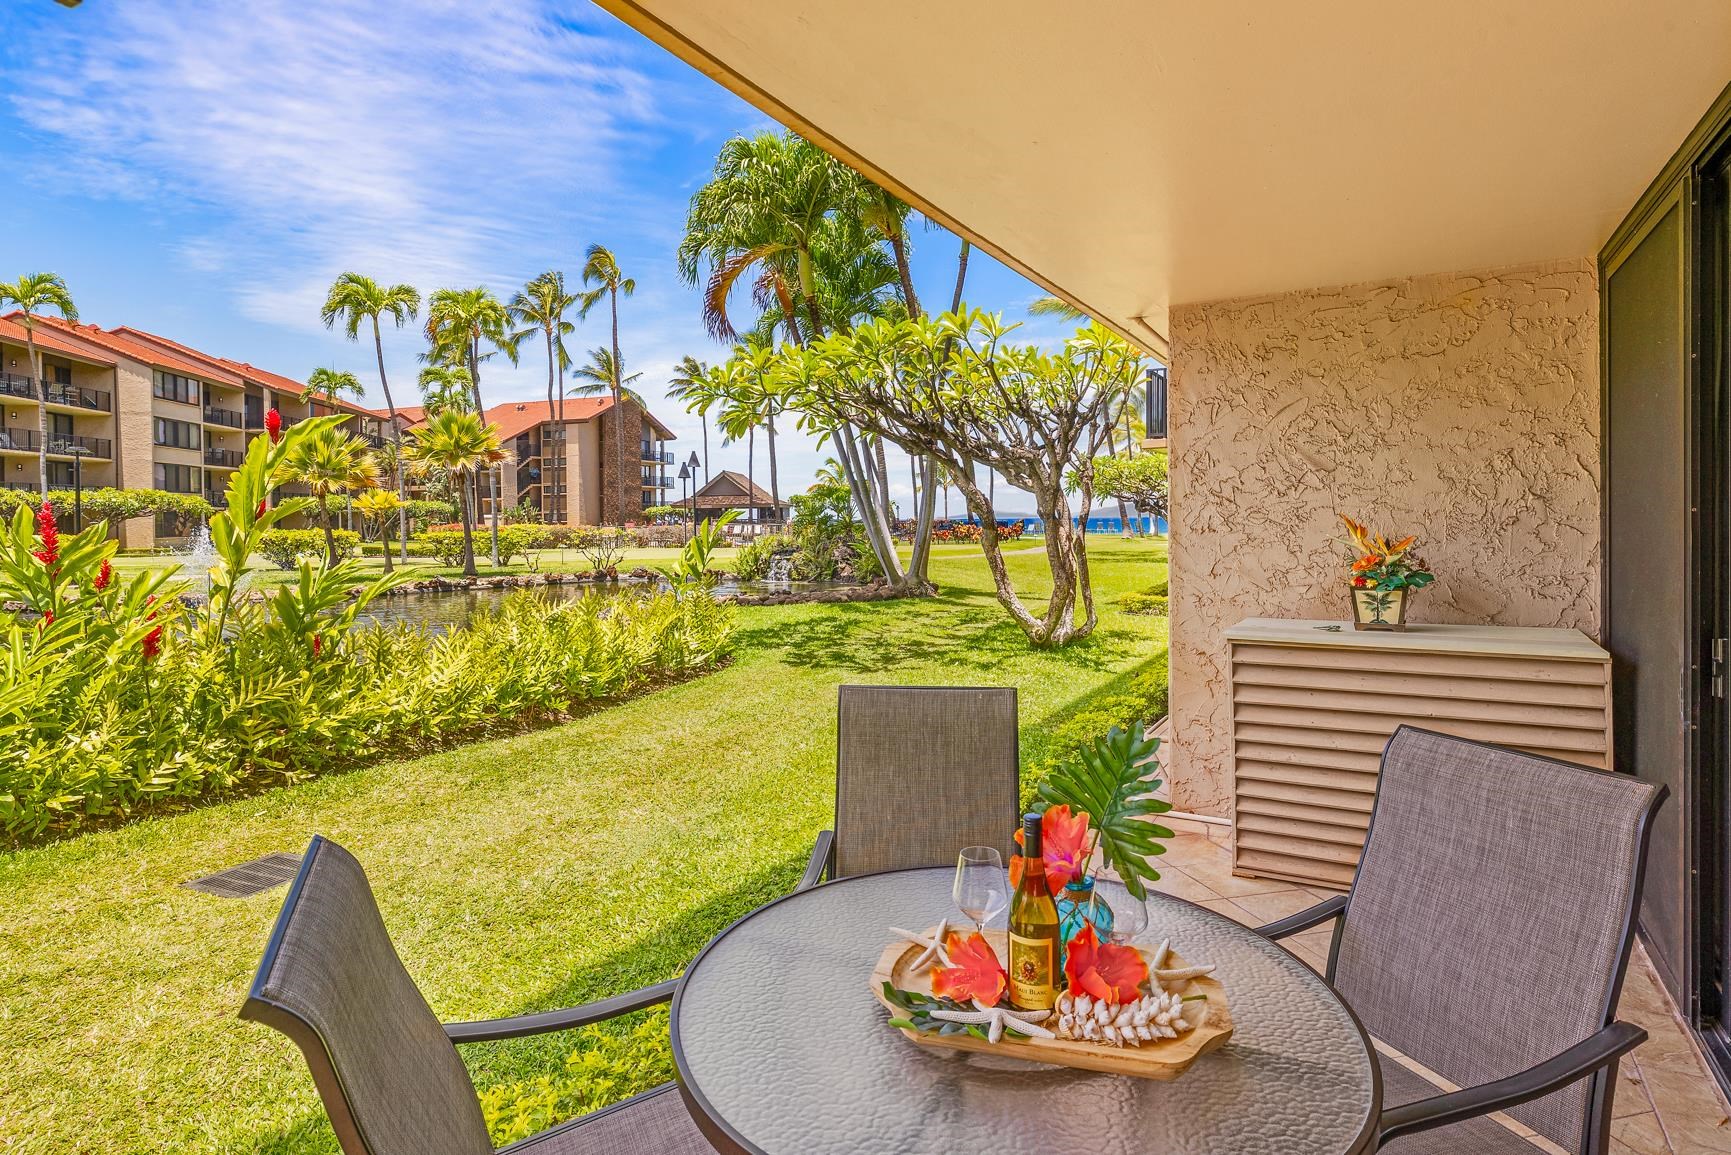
243 852 808 1154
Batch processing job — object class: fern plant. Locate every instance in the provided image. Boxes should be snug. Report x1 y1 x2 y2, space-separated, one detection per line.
1035 723 1174 900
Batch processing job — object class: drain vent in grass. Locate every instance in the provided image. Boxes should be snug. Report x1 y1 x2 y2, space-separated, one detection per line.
183 852 303 898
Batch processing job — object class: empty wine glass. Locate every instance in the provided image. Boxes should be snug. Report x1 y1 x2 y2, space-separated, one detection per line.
1094 876 1150 945
953 846 1008 932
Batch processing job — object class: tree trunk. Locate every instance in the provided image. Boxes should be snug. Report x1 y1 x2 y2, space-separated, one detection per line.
371 316 410 567
890 231 920 318
831 424 903 584
949 466 1094 646
700 413 709 480
1102 424 1130 537
318 496 337 566
950 239 972 314
466 340 500 566
746 426 756 526
379 514 394 574
766 411 780 518
28 332 47 497
458 473 478 579
609 286 622 404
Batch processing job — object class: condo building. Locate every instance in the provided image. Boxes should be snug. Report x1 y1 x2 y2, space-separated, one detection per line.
0 313 675 547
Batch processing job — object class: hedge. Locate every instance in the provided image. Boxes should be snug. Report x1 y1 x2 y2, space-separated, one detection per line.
259 528 361 569
0 487 212 528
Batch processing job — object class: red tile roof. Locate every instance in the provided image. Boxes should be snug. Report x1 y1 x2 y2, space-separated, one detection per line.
26 315 238 381
0 315 115 366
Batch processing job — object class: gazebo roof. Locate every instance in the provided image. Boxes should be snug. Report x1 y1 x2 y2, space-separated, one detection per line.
687 469 790 511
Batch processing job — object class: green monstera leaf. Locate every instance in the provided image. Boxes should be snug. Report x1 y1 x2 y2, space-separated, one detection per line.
1036 723 1174 900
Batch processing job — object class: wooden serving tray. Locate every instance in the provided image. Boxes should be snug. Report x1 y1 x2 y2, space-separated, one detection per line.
870 928 1233 1080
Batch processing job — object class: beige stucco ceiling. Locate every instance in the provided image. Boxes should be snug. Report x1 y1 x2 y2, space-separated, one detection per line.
595 0 1731 355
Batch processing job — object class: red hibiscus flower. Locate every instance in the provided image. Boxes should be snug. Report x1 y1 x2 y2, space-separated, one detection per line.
92 559 112 591
265 408 282 443
1009 804 1093 893
1062 924 1148 1004
931 931 1008 1006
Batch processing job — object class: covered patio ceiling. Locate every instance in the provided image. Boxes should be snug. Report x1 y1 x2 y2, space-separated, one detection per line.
596 0 1731 356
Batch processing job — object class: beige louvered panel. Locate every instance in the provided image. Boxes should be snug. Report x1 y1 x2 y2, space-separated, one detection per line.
1226 619 1612 887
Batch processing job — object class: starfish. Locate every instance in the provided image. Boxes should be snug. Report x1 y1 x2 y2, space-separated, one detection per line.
888 919 950 971
929 1001 1056 1044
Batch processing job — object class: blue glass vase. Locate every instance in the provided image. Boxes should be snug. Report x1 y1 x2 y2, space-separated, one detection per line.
1056 876 1114 971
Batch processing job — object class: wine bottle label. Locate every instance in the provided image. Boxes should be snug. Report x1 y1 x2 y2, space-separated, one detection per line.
1008 931 1056 1009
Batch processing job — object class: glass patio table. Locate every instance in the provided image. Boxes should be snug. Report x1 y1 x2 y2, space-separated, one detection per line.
672 867 1381 1154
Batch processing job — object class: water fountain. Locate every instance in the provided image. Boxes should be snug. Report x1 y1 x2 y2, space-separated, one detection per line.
180 523 217 600
765 553 795 585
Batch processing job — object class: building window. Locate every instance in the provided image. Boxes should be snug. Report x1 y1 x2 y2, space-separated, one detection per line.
152 370 200 406
51 365 72 386
154 417 200 449
153 462 200 493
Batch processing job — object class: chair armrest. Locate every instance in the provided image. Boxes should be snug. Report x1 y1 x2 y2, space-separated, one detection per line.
799 830 834 891
444 979 679 1044
1378 1020 1646 1145
1254 894 1348 940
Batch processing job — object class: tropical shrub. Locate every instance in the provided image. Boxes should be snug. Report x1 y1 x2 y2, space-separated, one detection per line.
478 1012 674 1146
1119 579 1169 616
1019 650 1169 811
260 528 360 569
929 519 1027 544
0 416 738 843
572 526 634 574
733 533 792 581
0 486 213 532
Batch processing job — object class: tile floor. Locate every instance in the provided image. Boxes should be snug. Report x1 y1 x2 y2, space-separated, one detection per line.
1151 816 1731 1153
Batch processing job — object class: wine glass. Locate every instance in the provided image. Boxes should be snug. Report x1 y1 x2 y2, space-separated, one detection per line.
953 846 1008 932
1094 876 1150 945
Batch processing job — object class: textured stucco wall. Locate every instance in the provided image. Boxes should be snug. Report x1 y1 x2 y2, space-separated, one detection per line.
1167 259 1601 816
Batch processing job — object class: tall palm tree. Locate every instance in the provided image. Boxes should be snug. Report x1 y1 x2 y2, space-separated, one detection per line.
300 367 364 409
857 184 919 317
571 347 645 405
1029 295 1086 321
508 270 576 425
576 246 634 404
281 424 380 565
0 273 78 495
666 355 712 481
403 410 505 579
678 130 860 344
417 364 474 417
424 287 516 563
320 273 419 566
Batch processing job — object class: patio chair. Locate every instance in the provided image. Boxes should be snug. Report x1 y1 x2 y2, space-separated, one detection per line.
240 836 714 1155
800 684 1019 888
1256 726 1666 1155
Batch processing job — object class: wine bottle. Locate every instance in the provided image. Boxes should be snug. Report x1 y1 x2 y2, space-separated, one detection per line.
1008 811 1062 1011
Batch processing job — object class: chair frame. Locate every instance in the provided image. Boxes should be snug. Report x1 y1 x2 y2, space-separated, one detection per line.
241 835 682 1155
799 684 1019 890
1254 727 1668 1154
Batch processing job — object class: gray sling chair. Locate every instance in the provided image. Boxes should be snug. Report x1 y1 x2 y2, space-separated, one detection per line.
1257 726 1667 1154
241 837 715 1155
800 684 1020 888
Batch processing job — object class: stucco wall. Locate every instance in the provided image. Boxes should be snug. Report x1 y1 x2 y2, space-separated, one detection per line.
1166 258 1601 816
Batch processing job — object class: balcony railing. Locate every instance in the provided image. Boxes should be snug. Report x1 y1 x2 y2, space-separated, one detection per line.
641 448 675 465
0 428 112 458
204 491 229 510
641 474 672 489
204 447 244 468
0 376 112 412
204 406 244 429
2 480 37 491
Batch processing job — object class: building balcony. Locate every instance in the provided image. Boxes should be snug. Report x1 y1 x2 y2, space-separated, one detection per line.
641 448 675 465
0 375 112 413
247 410 303 430
204 406 245 429
0 374 37 401
0 428 112 458
204 491 229 510
204 447 245 468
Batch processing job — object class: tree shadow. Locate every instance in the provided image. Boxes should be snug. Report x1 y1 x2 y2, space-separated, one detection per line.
241 855 808 1154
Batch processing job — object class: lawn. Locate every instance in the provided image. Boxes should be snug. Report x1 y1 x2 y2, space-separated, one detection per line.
0 537 1167 1154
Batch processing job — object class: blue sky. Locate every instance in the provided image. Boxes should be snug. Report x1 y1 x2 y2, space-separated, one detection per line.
0 0 1069 512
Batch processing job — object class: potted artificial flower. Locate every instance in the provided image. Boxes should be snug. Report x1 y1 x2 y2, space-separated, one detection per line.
1341 514 1435 630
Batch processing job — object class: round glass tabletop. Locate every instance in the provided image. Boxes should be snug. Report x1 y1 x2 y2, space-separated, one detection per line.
673 867 1380 1154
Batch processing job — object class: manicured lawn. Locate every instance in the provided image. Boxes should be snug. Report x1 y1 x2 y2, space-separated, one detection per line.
0 537 1167 1153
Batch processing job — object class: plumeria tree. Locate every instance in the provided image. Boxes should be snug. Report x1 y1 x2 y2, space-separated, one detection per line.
353 489 404 573
772 311 1144 645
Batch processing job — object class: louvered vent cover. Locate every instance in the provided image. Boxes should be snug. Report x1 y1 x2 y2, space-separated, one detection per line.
183 852 302 898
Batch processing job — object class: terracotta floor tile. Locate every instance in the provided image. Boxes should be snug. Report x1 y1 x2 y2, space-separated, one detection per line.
1195 895 1260 925
1611 1110 1673 1155
1617 1058 1658 1118
1225 887 1325 926
1174 849 1300 898
1155 832 1230 865
1148 867 1221 903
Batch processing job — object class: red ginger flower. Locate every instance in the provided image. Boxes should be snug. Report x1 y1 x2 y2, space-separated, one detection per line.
311 634 322 657
38 609 53 628
1009 804 1092 894
142 595 162 660
931 931 1008 1006
92 559 112 591
265 408 282 443
1063 924 1149 1005
33 500 60 569
256 499 267 518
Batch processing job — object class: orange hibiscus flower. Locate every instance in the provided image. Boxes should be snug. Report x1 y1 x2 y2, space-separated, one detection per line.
1062 924 1149 1004
1009 804 1093 892
931 932 1007 1006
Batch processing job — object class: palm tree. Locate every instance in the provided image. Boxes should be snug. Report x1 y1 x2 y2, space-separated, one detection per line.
417 364 474 417
403 410 505 579
1029 295 1086 321
320 273 419 566
576 246 635 404
300 367 364 409
508 271 576 425
666 355 712 481
281 424 380 565
678 130 860 343
424 287 516 563
0 273 78 495
571 347 645 405
857 184 920 317
353 488 404 574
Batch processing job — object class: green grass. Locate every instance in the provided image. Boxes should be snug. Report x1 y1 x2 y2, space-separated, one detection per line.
0 537 1167 1154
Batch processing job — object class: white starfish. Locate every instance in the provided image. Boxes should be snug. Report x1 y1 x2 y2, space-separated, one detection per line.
929 1001 1056 1044
888 920 951 971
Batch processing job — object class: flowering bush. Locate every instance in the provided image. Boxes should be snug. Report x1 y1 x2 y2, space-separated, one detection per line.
929 519 1027 544
1340 515 1435 592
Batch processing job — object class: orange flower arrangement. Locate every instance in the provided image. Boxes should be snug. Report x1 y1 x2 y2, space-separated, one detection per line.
1008 804 1091 893
1340 514 1435 592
